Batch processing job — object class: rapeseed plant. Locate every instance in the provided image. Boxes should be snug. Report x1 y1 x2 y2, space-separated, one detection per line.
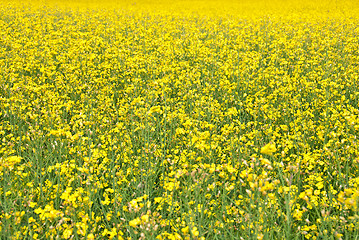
0 0 359 239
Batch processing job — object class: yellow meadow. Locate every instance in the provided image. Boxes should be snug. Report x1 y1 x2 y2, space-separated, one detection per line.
0 0 359 239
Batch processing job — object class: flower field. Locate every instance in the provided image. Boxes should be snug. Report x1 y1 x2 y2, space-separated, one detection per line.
1 0 359 239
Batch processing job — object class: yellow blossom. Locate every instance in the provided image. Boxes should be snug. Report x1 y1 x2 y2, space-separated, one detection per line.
129 217 141 227
260 143 277 155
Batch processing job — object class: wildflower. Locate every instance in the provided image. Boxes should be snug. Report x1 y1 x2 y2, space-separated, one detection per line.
181 226 189 234
129 217 141 227
260 158 271 165
260 143 277 155
141 214 149 222
63 229 73 239
87 233 95 240
191 227 199 237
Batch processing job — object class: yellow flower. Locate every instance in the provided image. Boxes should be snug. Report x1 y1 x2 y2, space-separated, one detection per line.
87 233 95 240
191 227 199 237
181 226 189 234
260 158 271 165
260 143 276 155
257 233 264 240
141 214 149 222
129 217 141 227
293 209 304 221
28 217 36 223
63 229 73 239
148 105 162 115
1 156 22 171
154 197 163 203
7 156 22 164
